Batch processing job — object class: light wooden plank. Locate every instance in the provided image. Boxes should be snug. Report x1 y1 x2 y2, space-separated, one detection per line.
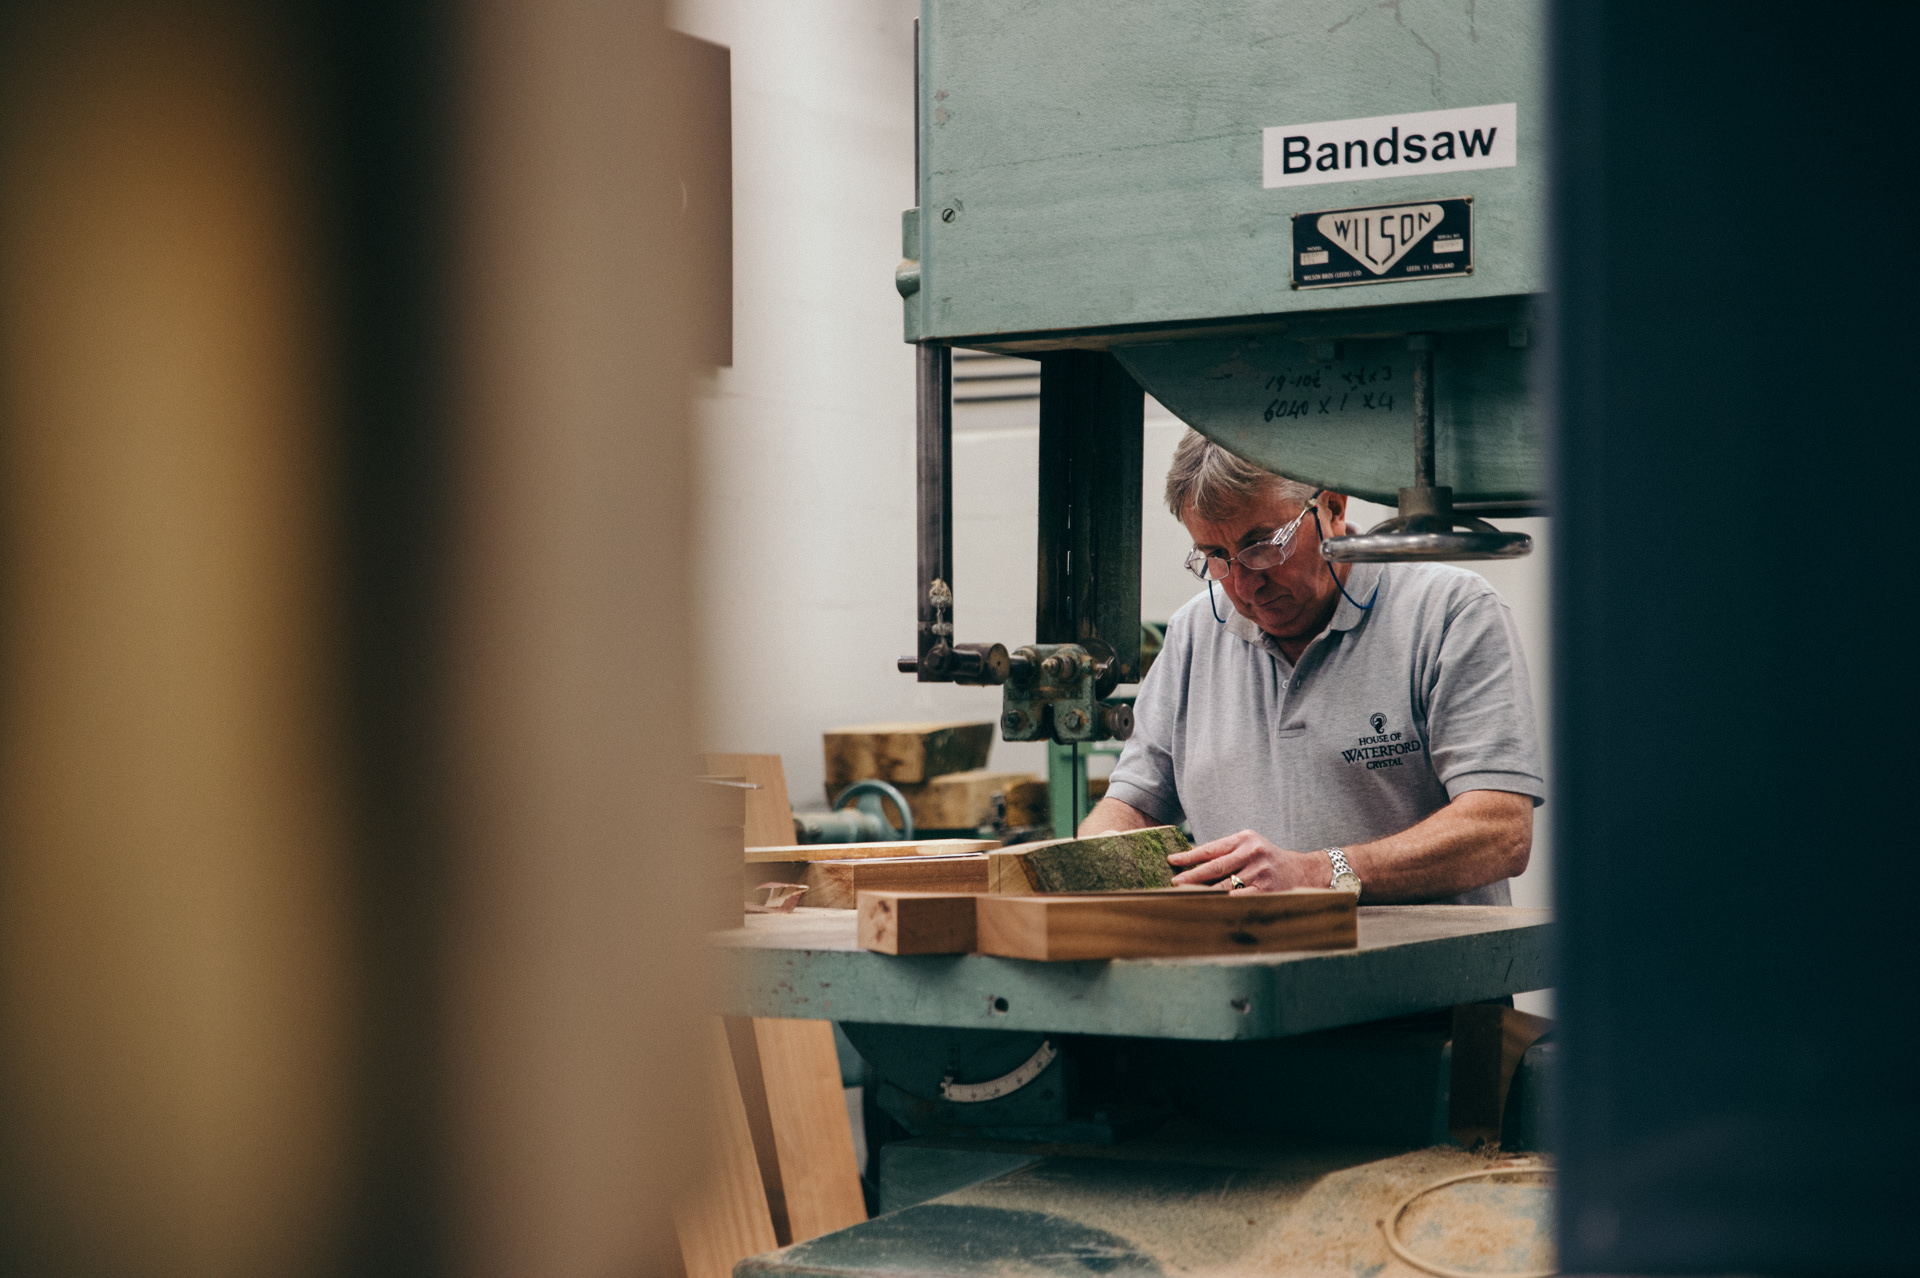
804 855 990 909
822 720 994 786
830 769 1046 830
975 889 1357 960
674 1020 778 1278
745 838 997 864
702 753 796 848
857 891 978 954
750 1018 867 1243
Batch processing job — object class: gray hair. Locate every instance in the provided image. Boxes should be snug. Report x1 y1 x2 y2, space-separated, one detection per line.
1164 429 1318 521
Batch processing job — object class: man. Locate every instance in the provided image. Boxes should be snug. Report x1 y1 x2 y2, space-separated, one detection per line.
1081 431 1543 903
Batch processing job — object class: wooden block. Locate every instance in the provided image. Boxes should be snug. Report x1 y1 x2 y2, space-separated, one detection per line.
822 720 994 785
830 769 1046 830
803 854 990 909
674 1019 778 1278
745 838 997 864
748 1018 867 1243
988 825 1190 893
702 753 797 848
857 891 979 954
1448 1004 1553 1147
975 888 1357 960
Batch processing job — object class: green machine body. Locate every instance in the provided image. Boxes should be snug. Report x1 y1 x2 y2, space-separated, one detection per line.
899 0 1546 739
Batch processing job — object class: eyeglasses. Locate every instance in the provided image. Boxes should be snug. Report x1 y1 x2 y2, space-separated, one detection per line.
1183 493 1322 581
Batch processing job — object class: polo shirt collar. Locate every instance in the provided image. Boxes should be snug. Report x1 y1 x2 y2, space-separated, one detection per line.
1220 562 1383 653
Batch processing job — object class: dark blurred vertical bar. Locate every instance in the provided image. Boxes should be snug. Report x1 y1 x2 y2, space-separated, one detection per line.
912 14 951 681
321 0 452 1270
1036 351 1143 681
669 33 733 369
1548 1 1917 1272
916 342 953 676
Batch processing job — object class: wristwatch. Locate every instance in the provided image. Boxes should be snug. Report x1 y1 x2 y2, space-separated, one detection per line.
1324 847 1362 896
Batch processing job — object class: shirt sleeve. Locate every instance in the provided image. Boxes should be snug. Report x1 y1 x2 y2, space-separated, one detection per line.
1104 614 1188 826
1424 590 1547 805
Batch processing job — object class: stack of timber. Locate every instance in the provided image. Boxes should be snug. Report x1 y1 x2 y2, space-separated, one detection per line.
702 752 798 847
822 720 994 787
987 825 1190 894
854 887 1358 959
828 767 1047 832
747 838 998 909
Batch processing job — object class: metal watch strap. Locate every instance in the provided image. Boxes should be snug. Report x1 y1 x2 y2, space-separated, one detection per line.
1325 847 1358 892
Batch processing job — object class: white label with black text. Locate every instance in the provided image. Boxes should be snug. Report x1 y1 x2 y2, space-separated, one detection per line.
1263 103 1516 189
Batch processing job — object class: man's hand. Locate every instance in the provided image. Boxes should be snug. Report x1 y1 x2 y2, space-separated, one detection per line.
1165 791 1533 901
1168 830 1328 894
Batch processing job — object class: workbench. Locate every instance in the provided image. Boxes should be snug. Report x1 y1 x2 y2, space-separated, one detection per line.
717 904 1552 1039
718 905 1556 1275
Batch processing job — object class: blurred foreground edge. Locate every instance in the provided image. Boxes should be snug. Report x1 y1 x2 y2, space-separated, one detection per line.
0 1 726 1275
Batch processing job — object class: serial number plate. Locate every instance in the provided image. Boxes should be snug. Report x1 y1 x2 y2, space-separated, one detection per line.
1291 197 1473 289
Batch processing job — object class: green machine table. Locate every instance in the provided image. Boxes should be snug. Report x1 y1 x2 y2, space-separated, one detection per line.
718 906 1549 1041
718 906 1557 1276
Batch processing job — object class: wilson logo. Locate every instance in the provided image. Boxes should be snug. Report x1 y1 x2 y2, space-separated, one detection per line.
1318 205 1444 275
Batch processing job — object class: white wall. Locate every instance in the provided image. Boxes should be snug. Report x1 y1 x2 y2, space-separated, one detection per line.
670 3 1553 999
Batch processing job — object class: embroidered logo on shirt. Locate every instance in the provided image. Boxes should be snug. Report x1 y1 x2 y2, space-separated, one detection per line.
1343 717 1423 771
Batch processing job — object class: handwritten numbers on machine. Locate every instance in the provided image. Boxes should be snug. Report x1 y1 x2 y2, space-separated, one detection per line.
1292 197 1473 289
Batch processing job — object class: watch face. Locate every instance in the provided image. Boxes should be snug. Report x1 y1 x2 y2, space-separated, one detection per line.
1333 871 1362 894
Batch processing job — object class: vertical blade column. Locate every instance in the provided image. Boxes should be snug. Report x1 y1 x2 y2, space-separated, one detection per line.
915 341 953 679
1036 350 1145 683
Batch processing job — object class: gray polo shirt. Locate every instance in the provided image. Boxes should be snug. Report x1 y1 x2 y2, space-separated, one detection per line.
1106 561 1544 905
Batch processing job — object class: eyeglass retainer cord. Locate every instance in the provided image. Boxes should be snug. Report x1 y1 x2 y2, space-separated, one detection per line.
1207 497 1379 624
1312 504 1379 612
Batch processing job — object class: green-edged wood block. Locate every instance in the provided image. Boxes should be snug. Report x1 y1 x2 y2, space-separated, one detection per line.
1012 825 1189 892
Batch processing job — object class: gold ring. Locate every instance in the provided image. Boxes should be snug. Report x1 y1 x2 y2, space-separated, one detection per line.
1229 874 1246 889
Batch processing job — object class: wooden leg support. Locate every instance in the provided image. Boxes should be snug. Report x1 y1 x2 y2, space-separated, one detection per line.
674 1020 779 1278
1449 1003 1552 1148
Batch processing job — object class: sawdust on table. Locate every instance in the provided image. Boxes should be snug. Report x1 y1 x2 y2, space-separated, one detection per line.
944 1144 1551 1278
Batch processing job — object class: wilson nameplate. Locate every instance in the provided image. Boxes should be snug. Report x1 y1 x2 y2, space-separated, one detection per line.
1291 198 1473 289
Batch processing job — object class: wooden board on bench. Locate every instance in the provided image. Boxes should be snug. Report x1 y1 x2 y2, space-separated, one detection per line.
976 888 1357 960
746 838 997 864
753 855 992 910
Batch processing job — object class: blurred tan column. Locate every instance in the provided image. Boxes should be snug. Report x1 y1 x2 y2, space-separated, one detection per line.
0 3 353 1275
448 1 714 1275
0 0 718 1273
